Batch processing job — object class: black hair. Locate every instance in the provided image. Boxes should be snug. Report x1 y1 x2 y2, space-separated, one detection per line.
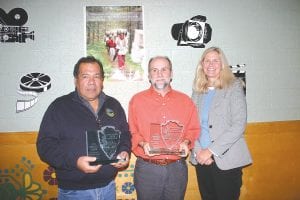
73 56 104 78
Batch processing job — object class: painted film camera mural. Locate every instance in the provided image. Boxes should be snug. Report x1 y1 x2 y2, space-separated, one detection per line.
0 8 34 43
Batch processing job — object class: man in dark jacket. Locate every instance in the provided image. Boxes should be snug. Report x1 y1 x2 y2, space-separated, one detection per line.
37 56 131 200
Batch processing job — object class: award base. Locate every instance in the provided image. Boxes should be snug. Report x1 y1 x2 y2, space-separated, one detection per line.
149 148 185 156
90 159 119 166
90 158 126 166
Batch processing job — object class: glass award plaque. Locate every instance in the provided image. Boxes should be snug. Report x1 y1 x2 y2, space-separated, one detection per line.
86 126 121 165
149 120 185 155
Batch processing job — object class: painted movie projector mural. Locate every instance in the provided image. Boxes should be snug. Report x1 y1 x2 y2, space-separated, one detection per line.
0 8 34 43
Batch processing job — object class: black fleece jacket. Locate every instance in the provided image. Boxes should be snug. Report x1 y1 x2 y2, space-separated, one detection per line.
37 91 131 189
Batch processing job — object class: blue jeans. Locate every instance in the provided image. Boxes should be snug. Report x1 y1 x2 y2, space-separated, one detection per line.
58 181 116 200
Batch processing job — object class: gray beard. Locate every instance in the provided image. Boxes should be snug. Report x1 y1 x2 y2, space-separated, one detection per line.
150 78 171 90
154 82 168 90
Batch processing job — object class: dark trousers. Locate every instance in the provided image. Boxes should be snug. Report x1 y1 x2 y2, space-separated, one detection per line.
195 162 242 200
134 158 188 200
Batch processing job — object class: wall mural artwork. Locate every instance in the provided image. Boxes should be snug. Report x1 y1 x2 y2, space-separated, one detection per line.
0 8 34 43
0 157 136 200
0 157 50 200
171 15 212 48
230 64 246 94
116 163 136 199
86 6 144 81
16 72 52 113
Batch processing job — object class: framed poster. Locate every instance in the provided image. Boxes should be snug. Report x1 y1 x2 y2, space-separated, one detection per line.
86 6 144 81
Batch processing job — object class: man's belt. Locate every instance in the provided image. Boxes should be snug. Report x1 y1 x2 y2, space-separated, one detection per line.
140 157 180 166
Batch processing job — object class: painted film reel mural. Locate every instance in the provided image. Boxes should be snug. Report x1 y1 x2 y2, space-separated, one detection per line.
16 72 51 113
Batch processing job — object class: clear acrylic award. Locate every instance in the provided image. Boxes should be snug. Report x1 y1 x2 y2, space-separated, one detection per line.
149 120 185 155
86 126 121 165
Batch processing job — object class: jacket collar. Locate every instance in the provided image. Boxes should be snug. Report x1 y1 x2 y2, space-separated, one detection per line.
72 90 106 114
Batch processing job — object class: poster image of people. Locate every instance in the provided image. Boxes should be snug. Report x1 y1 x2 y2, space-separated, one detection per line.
86 6 144 81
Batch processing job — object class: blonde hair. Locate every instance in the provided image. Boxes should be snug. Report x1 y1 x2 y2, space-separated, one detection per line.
192 46 236 93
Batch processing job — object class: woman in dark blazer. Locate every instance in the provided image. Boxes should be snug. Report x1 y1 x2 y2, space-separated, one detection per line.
190 47 252 200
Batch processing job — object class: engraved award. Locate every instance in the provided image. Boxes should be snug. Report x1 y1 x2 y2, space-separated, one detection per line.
149 120 185 155
86 126 121 165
